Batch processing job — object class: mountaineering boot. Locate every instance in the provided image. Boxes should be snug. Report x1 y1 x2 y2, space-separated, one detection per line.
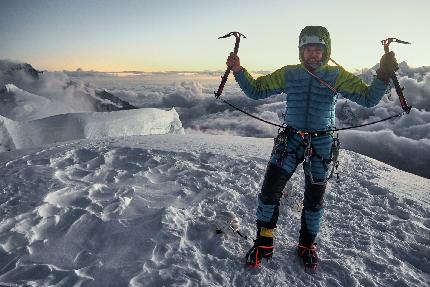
245 227 274 268
298 243 318 271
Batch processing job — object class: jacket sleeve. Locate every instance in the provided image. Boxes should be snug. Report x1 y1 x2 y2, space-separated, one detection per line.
233 67 287 100
334 68 388 107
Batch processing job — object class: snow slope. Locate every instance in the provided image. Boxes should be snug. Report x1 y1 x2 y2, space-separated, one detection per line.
0 84 52 122
0 134 428 286
0 60 138 121
0 108 184 152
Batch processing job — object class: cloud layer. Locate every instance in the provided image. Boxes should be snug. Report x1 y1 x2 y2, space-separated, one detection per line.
100 63 430 178
1 59 429 178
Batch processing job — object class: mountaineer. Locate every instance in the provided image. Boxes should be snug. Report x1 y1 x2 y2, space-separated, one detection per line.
226 26 398 270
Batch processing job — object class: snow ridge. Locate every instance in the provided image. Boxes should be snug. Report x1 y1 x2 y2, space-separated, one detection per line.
0 108 184 152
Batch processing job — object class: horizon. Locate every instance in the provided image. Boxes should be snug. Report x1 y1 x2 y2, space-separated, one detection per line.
1 0 429 72
1 58 424 75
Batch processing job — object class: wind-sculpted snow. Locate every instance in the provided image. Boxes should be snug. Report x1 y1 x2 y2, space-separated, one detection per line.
0 134 428 286
0 108 184 151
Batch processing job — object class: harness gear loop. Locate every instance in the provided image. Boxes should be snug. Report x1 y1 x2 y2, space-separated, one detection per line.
273 126 290 166
301 131 334 186
330 134 341 183
303 133 313 164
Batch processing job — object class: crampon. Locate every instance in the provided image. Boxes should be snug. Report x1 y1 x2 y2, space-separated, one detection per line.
245 244 273 268
298 243 318 271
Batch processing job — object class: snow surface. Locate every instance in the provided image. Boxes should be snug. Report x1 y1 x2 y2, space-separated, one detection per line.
0 108 184 152
0 133 429 286
0 84 52 121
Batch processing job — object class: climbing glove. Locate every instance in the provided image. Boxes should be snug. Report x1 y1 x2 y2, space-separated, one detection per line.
376 51 399 84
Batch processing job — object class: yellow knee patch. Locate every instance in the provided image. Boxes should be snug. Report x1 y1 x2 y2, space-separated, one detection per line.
260 227 275 238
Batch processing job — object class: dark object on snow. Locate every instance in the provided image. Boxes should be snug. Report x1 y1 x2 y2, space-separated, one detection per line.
94 90 137 111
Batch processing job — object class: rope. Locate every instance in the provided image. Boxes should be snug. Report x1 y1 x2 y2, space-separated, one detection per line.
216 61 407 133
329 58 343 68
217 93 406 133
330 112 404 132
218 97 285 128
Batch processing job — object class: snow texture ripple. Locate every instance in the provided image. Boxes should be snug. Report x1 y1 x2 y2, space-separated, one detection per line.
0 134 429 286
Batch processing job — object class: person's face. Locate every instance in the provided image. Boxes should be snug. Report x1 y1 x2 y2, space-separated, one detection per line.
303 44 324 66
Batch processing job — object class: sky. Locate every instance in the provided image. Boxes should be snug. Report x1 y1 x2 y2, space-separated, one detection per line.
0 0 429 72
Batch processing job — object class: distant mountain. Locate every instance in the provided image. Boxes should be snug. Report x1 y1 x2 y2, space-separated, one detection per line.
396 61 430 80
0 60 138 121
0 60 42 83
355 61 430 84
93 89 137 111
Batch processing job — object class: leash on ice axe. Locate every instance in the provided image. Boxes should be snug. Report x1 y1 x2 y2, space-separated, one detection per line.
381 37 412 114
214 32 246 99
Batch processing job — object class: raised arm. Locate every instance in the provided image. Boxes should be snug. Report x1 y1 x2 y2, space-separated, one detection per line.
227 52 286 100
334 52 398 108
334 68 387 107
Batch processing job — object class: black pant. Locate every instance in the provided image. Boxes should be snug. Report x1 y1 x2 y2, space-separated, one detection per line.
257 162 326 245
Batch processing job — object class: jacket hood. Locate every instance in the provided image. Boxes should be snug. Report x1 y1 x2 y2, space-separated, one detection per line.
299 26 331 67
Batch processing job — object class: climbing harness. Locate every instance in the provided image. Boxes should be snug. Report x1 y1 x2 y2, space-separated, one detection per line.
272 125 339 185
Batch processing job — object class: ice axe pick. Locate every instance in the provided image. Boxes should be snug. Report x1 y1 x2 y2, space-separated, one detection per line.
214 32 246 99
381 37 412 113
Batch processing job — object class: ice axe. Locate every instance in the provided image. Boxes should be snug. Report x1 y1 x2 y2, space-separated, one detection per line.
214 32 246 99
381 37 412 113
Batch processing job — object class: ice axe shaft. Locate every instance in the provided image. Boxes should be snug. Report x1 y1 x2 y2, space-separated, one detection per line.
381 38 412 113
214 32 246 99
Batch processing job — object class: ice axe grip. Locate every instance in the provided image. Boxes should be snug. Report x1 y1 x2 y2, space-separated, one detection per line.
381 38 412 113
214 32 246 99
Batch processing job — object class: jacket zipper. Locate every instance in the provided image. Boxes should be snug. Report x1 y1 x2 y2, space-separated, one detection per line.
305 73 313 130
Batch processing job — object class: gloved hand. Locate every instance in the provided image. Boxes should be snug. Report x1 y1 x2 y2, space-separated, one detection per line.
376 51 399 84
226 52 243 73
